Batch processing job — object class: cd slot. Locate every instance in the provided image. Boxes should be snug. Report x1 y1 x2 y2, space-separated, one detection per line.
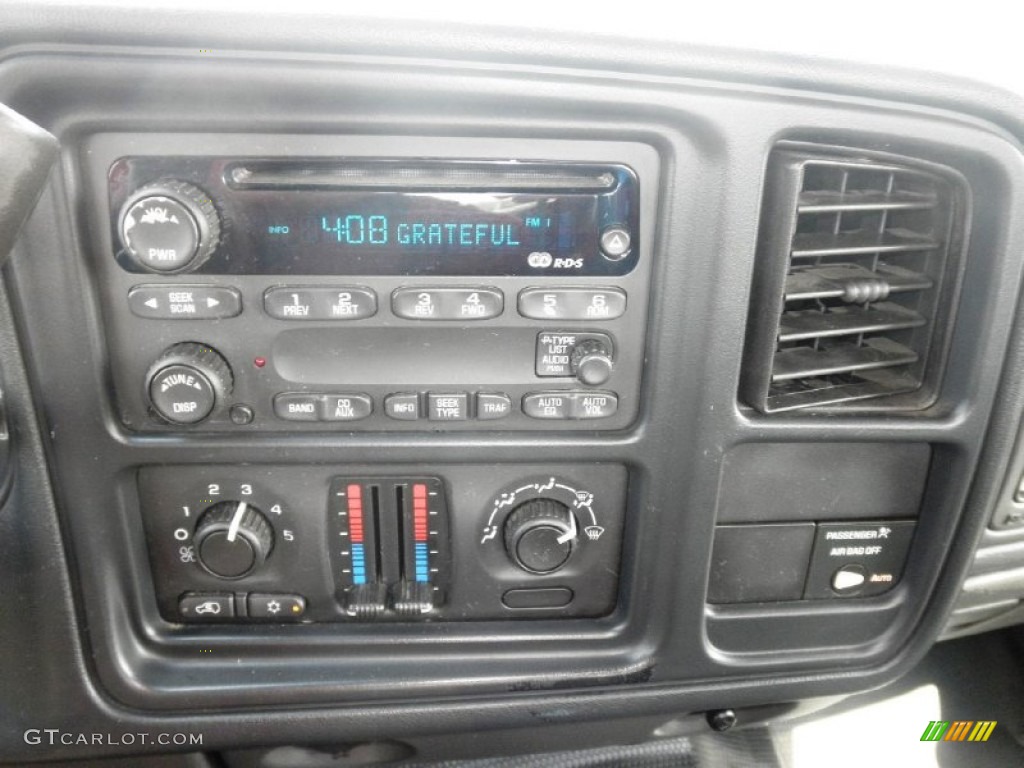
225 161 617 192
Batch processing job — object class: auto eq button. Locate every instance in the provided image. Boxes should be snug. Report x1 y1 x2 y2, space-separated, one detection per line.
522 392 573 419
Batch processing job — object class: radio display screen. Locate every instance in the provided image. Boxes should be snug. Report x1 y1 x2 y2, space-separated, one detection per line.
240 192 596 270
109 158 639 276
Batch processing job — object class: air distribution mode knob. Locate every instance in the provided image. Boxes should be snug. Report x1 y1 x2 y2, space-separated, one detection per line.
570 338 614 386
118 180 220 273
504 498 577 574
193 501 274 579
146 342 233 425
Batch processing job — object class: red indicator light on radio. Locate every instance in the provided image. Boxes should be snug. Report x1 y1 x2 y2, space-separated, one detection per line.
254 357 267 368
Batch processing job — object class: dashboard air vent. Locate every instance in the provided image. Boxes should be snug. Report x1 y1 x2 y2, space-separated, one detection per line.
743 145 968 413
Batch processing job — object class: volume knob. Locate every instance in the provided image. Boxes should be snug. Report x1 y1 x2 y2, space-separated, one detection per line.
118 180 220 273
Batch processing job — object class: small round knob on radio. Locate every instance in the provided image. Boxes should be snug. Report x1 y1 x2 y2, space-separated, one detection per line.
118 180 220 273
504 499 577 574
146 342 233 425
193 501 274 579
570 339 614 386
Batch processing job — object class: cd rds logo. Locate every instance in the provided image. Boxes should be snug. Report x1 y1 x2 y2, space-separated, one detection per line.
527 251 583 269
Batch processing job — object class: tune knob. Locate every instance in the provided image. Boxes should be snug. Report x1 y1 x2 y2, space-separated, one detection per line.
145 342 233 425
193 501 274 579
570 339 614 386
504 499 577 574
118 180 220 273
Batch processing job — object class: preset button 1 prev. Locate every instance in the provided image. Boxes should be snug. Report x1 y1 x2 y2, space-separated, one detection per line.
264 287 377 320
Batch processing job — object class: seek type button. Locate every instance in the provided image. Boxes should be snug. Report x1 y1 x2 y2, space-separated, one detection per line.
803 520 916 599
428 393 468 421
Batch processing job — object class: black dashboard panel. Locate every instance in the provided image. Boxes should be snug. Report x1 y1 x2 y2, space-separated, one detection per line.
3 4 1024 765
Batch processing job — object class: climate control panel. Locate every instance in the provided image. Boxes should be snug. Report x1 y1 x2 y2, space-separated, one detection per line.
140 463 627 622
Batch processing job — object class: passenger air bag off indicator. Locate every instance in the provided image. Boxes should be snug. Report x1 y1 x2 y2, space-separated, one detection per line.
803 520 916 598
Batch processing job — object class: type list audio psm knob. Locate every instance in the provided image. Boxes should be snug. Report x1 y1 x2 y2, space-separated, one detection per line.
570 339 614 386
118 180 220 273
193 501 274 579
504 498 578 574
145 342 233 425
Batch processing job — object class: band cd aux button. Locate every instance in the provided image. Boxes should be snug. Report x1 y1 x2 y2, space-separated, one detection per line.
428 393 469 421
518 287 626 321
129 284 242 319
320 394 373 421
385 393 421 420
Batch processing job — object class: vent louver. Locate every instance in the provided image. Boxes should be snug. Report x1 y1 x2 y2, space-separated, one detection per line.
743 145 968 413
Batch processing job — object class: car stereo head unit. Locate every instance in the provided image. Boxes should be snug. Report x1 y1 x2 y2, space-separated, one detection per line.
109 158 639 277
88 135 658 433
